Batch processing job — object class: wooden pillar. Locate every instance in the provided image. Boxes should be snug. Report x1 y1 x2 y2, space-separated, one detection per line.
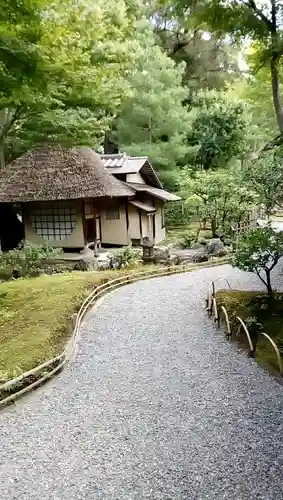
21 203 26 243
139 209 142 240
82 200 87 245
93 202 98 256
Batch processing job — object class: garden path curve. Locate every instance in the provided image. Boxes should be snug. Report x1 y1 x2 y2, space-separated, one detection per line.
1 264 283 499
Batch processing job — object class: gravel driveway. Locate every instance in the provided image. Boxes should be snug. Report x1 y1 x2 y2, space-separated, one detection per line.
1 264 283 500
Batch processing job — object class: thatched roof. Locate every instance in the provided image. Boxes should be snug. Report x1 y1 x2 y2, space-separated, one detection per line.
0 145 135 203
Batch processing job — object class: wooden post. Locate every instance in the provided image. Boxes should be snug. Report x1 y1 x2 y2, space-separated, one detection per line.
82 200 87 245
93 202 98 257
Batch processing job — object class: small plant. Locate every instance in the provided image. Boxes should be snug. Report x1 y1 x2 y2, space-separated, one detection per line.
245 316 263 330
233 226 283 294
22 241 62 274
164 202 191 226
0 242 62 279
179 231 196 248
109 246 141 268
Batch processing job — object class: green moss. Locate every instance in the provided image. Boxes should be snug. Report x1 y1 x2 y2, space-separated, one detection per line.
216 290 283 373
0 269 137 382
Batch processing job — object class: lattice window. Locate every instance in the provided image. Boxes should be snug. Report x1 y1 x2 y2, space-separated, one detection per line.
106 207 120 220
31 205 76 241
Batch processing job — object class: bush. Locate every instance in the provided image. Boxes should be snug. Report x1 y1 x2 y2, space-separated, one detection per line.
165 202 191 226
179 231 196 248
0 242 62 279
233 226 283 294
109 246 141 268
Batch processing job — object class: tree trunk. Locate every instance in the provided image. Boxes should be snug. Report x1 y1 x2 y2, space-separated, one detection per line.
265 269 273 295
148 116 152 145
271 55 283 133
270 13 283 134
0 145 5 169
211 219 217 238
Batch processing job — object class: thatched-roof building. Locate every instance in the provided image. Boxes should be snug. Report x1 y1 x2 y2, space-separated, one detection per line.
0 146 180 250
0 146 133 202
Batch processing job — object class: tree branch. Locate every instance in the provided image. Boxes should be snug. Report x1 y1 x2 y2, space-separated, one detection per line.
0 106 23 143
255 270 269 289
244 0 273 30
268 256 279 271
271 0 277 31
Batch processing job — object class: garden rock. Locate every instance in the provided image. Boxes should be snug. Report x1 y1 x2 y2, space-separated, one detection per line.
172 247 209 263
74 258 96 271
199 236 209 246
191 251 209 263
153 246 170 263
96 253 111 270
168 254 179 266
205 238 228 257
74 247 97 271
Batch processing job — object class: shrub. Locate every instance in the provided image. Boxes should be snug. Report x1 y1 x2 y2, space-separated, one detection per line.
165 202 191 226
109 246 141 268
0 242 62 279
233 226 283 294
179 231 196 248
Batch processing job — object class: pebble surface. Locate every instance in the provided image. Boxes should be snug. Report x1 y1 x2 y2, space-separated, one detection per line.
1 264 283 499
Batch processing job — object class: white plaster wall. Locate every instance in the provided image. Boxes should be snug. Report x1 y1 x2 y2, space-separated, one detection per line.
154 202 166 243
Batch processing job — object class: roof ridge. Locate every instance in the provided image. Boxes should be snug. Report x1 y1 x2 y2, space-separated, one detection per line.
100 153 125 158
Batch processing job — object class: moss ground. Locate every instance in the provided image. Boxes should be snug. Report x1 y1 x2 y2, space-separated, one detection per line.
216 290 283 374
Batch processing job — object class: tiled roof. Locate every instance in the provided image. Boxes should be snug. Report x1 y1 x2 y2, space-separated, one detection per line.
129 200 156 213
126 182 181 202
100 154 148 173
100 153 163 188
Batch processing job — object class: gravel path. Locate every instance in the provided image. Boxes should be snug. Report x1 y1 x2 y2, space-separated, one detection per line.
1 264 283 500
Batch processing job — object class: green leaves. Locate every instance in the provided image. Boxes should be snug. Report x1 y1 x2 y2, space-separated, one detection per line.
181 168 258 236
243 152 283 213
115 21 189 187
233 226 283 292
0 0 142 163
186 91 246 169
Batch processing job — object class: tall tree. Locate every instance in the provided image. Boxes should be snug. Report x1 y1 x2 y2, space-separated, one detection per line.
186 91 246 169
0 0 141 165
115 21 190 189
170 0 283 133
181 168 257 236
0 0 48 166
149 0 241 89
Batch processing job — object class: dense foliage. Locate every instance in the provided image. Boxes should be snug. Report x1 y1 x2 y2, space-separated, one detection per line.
2 0 283 246
233 227 283 294
181 169 257 237
0 242 62 279
0 0 141 164
186 92 246 169
115 21 190 188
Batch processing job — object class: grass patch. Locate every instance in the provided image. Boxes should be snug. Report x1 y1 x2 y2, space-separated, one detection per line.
216 290 283 373
0 269 141 382
161 222 212 247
